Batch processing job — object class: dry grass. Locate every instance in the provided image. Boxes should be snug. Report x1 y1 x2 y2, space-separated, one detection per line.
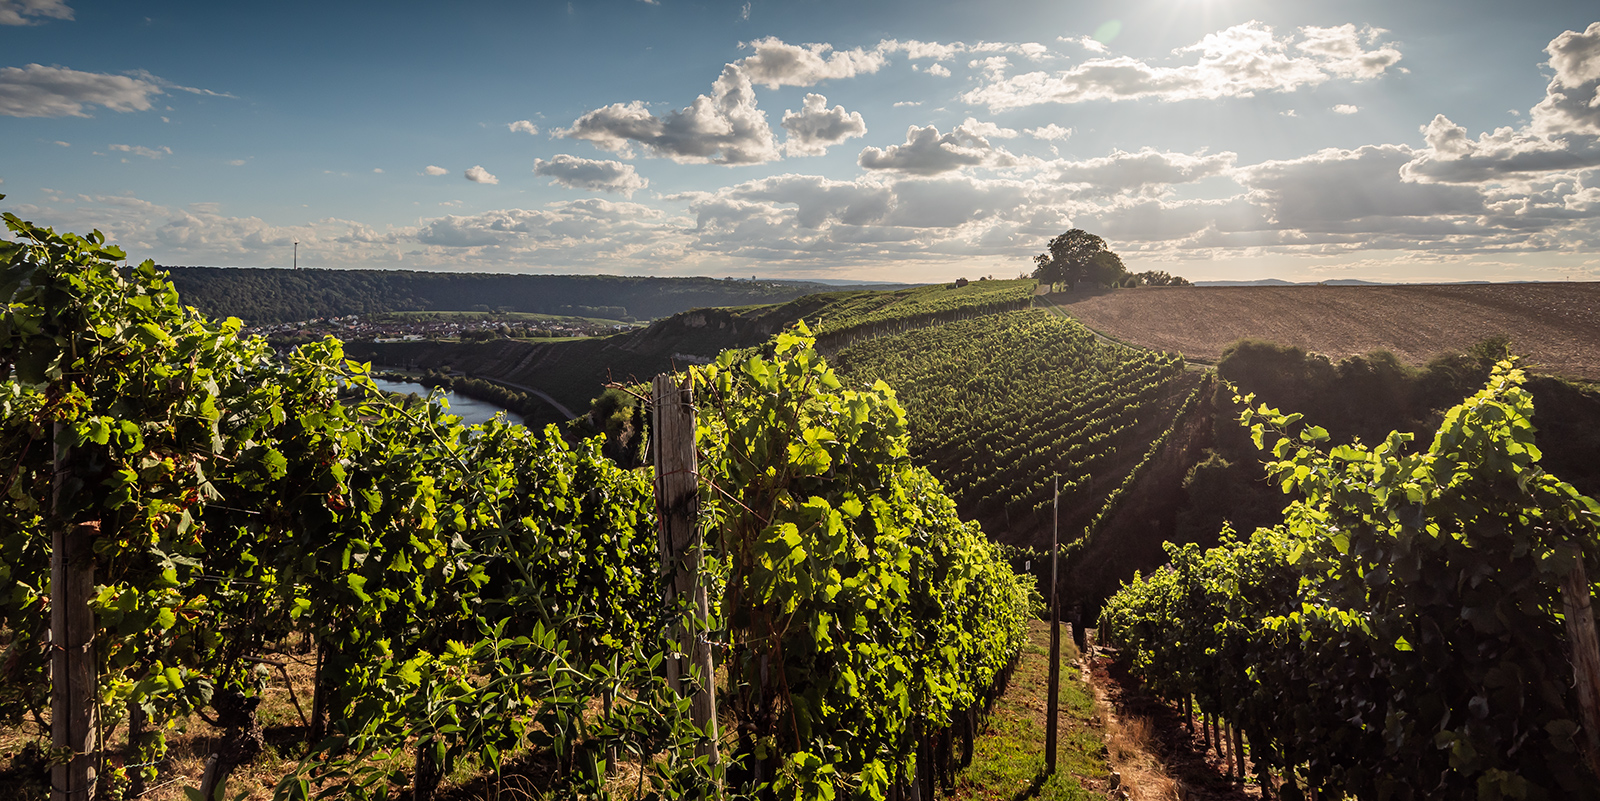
1085 665 1178 801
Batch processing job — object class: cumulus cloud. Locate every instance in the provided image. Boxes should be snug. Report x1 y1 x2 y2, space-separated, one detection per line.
923 63 952 77
781 93 868 156
533 154 649 196
878 39 963 61
1401 114 1600 183
1049 148 1236 194
1332 104 1359 114
959 117 1018 139
736 36 888 88
464 165 499 184
0 0 72 25
508 119 540 134
108 143 171 159
858 123 1014 175
1400 26 1600 184
0 63 164 117
558 64 779 164
1026 124 1073 140
1531 22 1600 136
962 21 1401 111
423 165 448 176
413 199 678 258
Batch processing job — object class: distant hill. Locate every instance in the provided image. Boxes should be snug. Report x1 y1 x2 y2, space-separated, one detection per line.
162 266 910 325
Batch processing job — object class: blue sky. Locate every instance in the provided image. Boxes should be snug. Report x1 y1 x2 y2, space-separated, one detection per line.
3 0 1600 283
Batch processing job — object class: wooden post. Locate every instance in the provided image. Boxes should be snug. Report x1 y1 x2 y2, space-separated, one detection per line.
1234 724 1246 785
652 374 720 766
1563 556 1600 778
1185 693 1194 735
1045 476 1061 775
52 421 97 801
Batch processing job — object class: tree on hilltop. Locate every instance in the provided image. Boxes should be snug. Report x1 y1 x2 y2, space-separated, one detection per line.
1031 229 1130 289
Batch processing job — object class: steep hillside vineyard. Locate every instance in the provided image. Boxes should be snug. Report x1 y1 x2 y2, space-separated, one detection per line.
0 215 1032 800
814 278 1035 344
831 310 1192 536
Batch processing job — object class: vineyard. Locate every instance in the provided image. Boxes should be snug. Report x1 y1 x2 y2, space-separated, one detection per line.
1099 368 1600 800
812 279 1035 348
830 310 1196 546
0 216 1035 800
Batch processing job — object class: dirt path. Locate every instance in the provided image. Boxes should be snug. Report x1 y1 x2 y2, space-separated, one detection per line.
1083 644 1265 801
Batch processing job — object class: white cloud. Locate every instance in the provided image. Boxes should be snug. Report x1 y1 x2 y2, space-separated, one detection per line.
858 123 1014 175
1059 35 1109 54
423 165 448 176
1399 27 1600 185
52 139 69 146
373 168 384 173
963 21 1401 111
1049 148 1236 194
533 154 649 196
1332 104 1359 114
876 39 963 62
1025 124 1073 141
781 93 868 156
736 36 888 89
108 143 171 159
227 159 247 166
0 63 165 117
0 0 73 25
923 63 951 78
464 165 499 184
893 100 923 107
1531 21 1600 136
558 64 780 165
959 117 1018 139
508 119 540 135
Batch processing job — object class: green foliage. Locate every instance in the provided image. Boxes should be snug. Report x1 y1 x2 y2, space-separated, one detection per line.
810 279 1035 344
694 324 1035 797
1030 230 1128 289
831 310 1191 534
1 215 1033 801
1101 360 1600 800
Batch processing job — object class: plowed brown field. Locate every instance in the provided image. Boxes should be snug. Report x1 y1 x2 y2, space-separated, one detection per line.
1045 282 1600 380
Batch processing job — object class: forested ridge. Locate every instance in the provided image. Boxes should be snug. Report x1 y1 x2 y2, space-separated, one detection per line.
164 265 906 325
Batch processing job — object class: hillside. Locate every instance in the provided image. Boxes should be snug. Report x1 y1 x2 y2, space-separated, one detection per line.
348 280 1037 427
164 265 908 325
1045 282 1600 380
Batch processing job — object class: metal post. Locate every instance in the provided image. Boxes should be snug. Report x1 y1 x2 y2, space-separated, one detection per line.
652 374 720 767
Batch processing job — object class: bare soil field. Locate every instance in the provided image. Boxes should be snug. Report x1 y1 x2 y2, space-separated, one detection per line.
1044 283 1600 380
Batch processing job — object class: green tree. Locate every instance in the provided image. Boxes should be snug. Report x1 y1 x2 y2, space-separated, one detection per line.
1031 229 1129 289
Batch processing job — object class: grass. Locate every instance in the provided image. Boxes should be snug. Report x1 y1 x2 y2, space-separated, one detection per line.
948 620 1110 801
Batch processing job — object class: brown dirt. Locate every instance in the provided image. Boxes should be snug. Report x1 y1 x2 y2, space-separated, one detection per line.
1045 283 1600 380
1086 647 1264 801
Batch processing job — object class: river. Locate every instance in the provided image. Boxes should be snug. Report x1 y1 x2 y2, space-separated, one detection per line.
370 378 526 427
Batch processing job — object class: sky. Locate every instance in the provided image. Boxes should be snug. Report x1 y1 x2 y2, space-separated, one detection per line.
3 0 1600 284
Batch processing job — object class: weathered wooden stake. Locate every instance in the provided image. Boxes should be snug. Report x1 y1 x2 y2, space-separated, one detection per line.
1045 476 1061 775
1562 555 1600 779
652 374 720 767
1234 723 1246 784
52 421 97 801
